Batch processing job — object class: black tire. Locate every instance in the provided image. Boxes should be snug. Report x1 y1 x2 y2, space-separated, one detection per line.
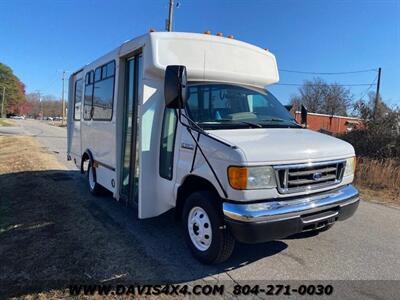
182 191 235 264
87 160 102 195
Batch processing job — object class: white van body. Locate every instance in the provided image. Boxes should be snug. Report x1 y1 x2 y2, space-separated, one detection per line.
67 32 359 263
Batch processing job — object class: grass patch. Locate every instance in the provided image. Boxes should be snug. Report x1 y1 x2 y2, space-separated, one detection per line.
0 136 65 232
0 201 12 233
0 118 15 126
0 136 65 174
0 135 165 298
355 158 400 208
47 120 67 128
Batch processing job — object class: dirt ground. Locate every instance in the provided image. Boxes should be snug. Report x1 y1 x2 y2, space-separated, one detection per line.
0 136 169 299
356 186 400 209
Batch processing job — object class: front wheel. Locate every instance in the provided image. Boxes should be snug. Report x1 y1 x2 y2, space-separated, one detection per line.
182 191 235 264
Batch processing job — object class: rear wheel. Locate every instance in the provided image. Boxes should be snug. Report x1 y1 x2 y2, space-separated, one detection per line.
87 160 102 195
182 191 235 264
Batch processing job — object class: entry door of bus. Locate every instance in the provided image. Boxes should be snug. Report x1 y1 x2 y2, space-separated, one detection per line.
120 53 143 206
68 72 83 160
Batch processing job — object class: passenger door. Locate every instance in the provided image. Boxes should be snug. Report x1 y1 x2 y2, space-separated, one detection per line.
120 54 142 206
67 72 83 160
81 70 94 164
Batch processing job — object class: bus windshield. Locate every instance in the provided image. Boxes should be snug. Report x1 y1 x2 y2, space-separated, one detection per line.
185 83 300 130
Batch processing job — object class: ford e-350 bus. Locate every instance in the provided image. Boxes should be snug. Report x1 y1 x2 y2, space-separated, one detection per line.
67 32 359 264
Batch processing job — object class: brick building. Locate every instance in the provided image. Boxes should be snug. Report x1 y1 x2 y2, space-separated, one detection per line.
294 111 364 135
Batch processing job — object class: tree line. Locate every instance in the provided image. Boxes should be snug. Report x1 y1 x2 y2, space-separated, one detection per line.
0 63 26 116
288 76 394 120
1 61 397 122
0 62 63 118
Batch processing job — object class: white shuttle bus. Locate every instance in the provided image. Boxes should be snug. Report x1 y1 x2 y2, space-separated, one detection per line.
67 32 359 263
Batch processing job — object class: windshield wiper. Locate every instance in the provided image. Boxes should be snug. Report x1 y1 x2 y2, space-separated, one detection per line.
260 118 301 127
216 119 262 128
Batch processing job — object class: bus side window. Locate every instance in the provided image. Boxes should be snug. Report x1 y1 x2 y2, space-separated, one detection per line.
74 79 83 120
84 71 94 120
92 61 115 121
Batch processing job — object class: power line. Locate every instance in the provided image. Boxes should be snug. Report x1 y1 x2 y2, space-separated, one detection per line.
357 74 378 101
278 68 377 75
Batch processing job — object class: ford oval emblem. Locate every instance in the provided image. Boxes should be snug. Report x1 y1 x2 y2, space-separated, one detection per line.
313 172 323 181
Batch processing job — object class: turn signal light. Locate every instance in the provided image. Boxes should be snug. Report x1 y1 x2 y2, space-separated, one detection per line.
228 167 248 190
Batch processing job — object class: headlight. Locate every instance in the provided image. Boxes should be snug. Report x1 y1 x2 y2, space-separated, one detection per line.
343 156 356 177
228 166 276 190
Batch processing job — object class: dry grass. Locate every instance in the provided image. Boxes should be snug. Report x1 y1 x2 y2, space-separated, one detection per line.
0 135 168 299
0 118 16 127
47 120 67 128
355 158 400 207
0 136 65 174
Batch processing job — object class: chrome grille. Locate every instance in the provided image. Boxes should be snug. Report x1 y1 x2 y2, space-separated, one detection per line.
274 160 345 194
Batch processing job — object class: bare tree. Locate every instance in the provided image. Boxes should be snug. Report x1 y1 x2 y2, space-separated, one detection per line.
25 93 62 118
290 77 353 116
323 84 352 116
353 91 391 121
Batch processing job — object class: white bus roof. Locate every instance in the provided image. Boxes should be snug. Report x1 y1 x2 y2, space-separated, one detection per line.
75 32 279 88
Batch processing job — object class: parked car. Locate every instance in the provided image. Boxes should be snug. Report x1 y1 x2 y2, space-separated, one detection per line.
10 115 25 120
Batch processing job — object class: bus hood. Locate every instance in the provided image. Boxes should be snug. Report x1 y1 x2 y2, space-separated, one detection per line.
208 128 355 164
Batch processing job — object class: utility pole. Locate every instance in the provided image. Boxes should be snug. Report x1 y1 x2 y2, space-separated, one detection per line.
35 90 42 120
166 0 174 31
61 70 66 125
373 67 382 121
1 86 5 118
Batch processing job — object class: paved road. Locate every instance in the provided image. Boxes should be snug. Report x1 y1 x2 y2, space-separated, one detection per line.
2 120 400 291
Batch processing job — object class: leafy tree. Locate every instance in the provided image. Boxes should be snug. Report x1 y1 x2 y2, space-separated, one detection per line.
290 77 353 116
0 63 26 115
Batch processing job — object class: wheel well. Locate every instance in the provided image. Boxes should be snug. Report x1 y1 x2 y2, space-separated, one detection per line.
81 152 91 174
175 175 221 219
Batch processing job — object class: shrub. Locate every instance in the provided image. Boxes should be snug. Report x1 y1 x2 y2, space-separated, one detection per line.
338 109 400 159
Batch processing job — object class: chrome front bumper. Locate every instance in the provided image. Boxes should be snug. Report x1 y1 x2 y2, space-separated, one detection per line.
223 185 359 243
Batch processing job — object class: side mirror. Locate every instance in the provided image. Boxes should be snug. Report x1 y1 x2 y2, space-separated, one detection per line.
164 65 187 109
301 104 308 127
284 105 293 112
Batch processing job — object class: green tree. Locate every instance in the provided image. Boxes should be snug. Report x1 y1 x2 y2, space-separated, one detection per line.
0 62 26 116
